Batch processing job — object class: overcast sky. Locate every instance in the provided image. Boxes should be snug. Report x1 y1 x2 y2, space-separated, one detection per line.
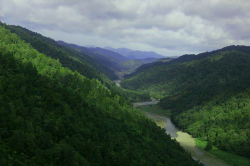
1 0 250 56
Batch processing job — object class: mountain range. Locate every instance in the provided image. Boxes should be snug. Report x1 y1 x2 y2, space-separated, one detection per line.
57 41 163 72
104 46 164 59
0 21 201 165
121 45 250 159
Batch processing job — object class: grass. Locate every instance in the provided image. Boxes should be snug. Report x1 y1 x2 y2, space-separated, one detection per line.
136 105 172 117
195 138 250 166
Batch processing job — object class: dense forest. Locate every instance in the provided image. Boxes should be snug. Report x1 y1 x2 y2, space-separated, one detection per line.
0 22 150 102
0 22 118 81
0 24 202 165
121 48 250 158
125 45 250 80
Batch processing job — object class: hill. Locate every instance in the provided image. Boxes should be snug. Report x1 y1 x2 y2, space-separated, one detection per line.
0 22 151 102
58 41 157 72
121 46 250 158
88 47 129 62
104 47 133 56
125 45 250 79
126 50 164 59
0 23 201 166
104 46 164 59
0 23 119 81
57 41 122 73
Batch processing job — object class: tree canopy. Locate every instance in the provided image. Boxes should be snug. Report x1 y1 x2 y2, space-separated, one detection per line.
0 23 201 165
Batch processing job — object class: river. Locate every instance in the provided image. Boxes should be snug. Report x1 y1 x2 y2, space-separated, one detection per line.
133 100 231 166
114 79 230 166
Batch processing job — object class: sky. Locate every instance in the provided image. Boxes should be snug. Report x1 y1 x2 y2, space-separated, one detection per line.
1 0 250 57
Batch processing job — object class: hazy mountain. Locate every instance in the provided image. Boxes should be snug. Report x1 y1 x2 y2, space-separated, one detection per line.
104 46 164 59
84 45 96 48
89 47 129 62
58 42 157 71
57 41 122 73
126 50 163 59
104 47 133 56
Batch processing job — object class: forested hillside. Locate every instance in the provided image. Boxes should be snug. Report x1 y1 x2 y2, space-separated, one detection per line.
0 22 150 102
125 45 250 79
0 22 118 80
121 48 250 158
0 25 202 165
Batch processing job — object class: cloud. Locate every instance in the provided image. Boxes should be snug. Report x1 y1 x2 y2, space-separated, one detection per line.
1 0 250 56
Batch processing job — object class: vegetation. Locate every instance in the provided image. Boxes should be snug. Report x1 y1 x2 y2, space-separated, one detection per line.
122 47 250 158
136 105 172 117
0 23 118 81
205 141 212 151
0 24 202 165
196 139 250 166
120 59 143 71
0 22 150 102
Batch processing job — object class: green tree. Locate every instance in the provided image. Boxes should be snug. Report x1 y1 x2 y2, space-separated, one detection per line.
205 141 213 151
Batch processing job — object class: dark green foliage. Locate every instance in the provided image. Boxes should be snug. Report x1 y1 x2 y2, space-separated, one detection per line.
125 45 250 79
122 48 250 158
0 25 201 165
205 141 212 151
0 22 118 80
0 22 150 102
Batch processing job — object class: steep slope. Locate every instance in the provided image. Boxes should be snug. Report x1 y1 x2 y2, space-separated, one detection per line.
0 22 118 80
0 23 201 166
120 59 144 71
89 47 129 62
104 47 133 56
57 40 121 72
1 22 152 102
121 47 250 158
126 45 250 79
58 41 154 71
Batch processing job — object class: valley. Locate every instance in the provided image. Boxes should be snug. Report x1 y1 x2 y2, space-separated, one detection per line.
121 47 250 166
0 22 201 166
2 1 250 166
136 104 236 166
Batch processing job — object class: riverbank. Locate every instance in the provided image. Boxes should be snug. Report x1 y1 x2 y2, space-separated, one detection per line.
195 138 250 166
136 104 232 166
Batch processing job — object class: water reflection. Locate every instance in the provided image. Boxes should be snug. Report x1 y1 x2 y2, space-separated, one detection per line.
165 118 178 138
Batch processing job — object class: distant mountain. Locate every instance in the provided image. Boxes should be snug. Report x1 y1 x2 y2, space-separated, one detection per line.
104 47 133 56
126 50 164 59
126 45 250 79
157 57 177 62
59 42 158 72
57 41 122 72
138 57 158 64
84 45 96 48
0 24 201 166
0 25 119 81
104 46 164 59
121 45 250 158
89 47 129 62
